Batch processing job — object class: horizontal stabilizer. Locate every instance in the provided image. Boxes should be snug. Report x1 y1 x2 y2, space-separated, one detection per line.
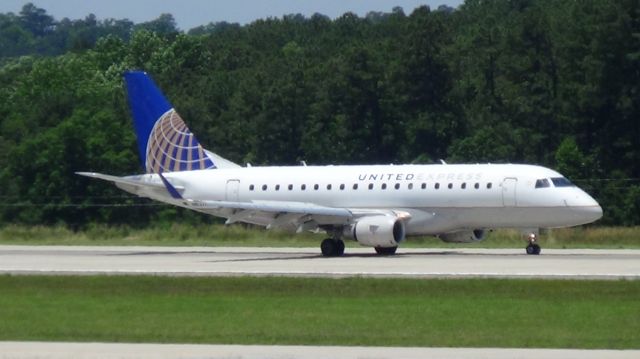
76 172 184 199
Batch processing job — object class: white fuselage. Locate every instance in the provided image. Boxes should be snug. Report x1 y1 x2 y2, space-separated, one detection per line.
158 163 602 235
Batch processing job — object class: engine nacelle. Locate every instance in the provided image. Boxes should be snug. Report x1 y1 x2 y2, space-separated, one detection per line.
350 216 406 247
439 229 486 243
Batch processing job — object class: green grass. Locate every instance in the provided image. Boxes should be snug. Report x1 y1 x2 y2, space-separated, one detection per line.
0 275 637 348
0 224 639 248
0 223 324 247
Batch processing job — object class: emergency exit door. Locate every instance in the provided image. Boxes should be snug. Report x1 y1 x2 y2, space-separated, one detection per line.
225 180 240 201
502 177 517 207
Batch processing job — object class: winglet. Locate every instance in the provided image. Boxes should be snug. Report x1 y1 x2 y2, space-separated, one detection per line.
158 172 183 200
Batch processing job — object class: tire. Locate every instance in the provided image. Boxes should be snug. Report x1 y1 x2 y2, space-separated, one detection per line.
321 238 337 257
375 246 398 255
526 244 535 255
526 244 541 255
533 244 541 255
336 240 345 256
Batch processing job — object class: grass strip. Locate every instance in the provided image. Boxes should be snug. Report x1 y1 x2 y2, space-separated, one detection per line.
0 275 638 348
0 224 639 249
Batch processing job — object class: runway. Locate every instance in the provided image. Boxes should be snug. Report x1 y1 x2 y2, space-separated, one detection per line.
1 245 639 279
1 342 639 359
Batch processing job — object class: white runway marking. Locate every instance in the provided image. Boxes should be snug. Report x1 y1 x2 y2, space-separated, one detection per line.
0 342 638 359
0 246 639 279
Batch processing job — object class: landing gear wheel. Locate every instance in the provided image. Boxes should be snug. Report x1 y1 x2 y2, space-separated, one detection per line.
321 238 344 257
375 246 398 255
524 233 541 255
336 239 345 256
526 243 541 255
533 244 541 255
321 238 335 257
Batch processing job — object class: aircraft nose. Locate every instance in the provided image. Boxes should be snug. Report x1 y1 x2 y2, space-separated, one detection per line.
578 203 603 223
566 192 603 224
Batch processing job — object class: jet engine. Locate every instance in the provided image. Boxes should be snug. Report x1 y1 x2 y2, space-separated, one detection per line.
349 215 406 247
439 229 486 243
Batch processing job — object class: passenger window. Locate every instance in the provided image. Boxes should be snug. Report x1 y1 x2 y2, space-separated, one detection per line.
487 183 492 189
301 184 306 190
327 184 332 190
394 183 400 190
275 184 280 191
353 184 358 190
461 183 466 189
435 183 440 189
535 179 550 188
340 184 345 190
381 183 387 190
368 183 374 190
421 183 426 189
314 184 319 190
474 183 479 189
249 185 255 191
448 183 453 189
408 183 414 190
288 184 293 191
262 185 267 191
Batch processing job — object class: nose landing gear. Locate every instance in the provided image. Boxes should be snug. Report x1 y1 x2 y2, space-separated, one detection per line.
525 233 541 255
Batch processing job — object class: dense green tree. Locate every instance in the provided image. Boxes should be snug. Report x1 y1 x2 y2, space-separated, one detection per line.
400 6 457 161
0 0 639 226
19 2 54 37
135 13 178 35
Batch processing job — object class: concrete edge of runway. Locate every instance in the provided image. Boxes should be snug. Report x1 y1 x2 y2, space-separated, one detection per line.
2 246 639 280
1 342 639 359
1 245 639 254
1 268 639 280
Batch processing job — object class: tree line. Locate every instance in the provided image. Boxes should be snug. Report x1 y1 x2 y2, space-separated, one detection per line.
0 0 639 227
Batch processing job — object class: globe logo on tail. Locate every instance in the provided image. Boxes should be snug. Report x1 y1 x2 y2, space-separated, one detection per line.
145 109 215 173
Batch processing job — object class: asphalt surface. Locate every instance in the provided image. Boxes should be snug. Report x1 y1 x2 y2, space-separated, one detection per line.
0 245 639 279
1 342 639 359
2 246 637 357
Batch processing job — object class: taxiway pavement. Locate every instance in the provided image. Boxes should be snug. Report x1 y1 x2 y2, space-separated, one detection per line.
0 246 638 279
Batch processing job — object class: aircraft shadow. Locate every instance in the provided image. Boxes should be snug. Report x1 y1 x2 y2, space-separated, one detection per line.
106 249 608 263
206 250 469 263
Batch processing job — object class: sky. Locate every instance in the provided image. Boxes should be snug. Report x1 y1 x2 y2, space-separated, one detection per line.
0 0 464 31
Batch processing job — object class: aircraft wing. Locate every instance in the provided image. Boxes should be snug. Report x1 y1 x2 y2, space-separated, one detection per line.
179 198 354 231
77 172 354 232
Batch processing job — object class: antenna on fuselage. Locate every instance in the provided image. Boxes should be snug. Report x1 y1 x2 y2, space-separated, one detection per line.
300 161 307 166
440 159 447 165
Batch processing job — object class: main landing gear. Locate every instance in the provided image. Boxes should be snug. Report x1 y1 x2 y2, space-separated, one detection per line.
321 238 345 257
320 238 399 257
525 233 541 255
375 246 398 255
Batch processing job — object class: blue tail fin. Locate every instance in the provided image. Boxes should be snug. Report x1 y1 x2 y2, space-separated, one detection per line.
124 71 216 173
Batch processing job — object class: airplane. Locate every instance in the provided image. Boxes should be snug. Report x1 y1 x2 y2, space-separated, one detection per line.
77 71 603 256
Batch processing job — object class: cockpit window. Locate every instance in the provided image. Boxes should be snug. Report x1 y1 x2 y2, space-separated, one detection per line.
551 177 575 187
535 179 550 188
